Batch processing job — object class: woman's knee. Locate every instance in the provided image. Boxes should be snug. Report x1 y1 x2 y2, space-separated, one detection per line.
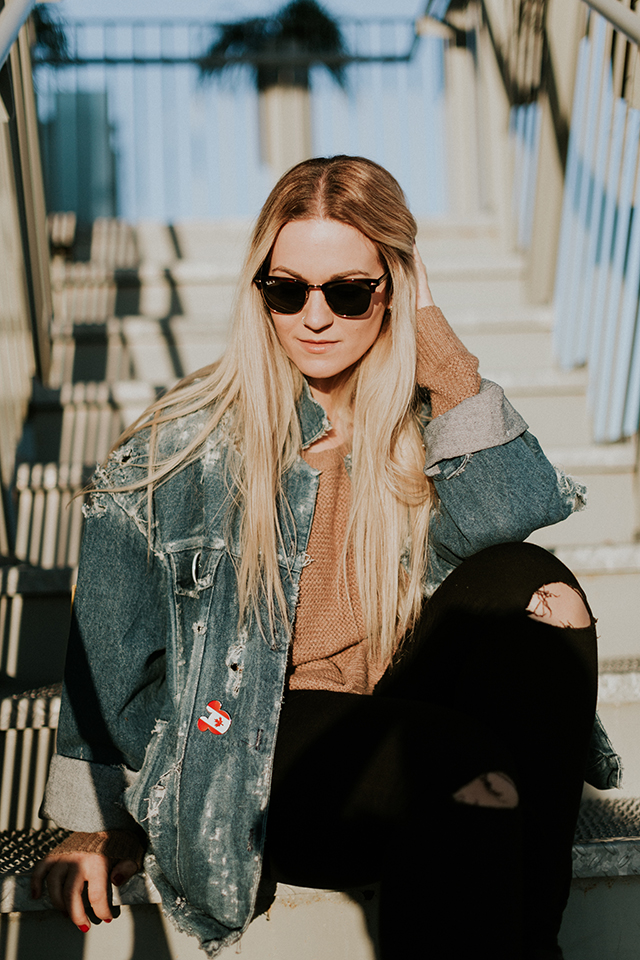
526 582 591 629
431 542 585 619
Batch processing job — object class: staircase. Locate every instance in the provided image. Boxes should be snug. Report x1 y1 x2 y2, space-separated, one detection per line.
1 214 640 959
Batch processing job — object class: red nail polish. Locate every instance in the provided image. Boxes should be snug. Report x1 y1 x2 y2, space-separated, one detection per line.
78 924 90 933
104 919 112 924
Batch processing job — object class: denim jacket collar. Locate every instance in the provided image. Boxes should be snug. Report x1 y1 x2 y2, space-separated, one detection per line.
298 380 331 449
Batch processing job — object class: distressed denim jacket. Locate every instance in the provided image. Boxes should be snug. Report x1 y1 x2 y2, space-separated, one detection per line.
43 380 622 956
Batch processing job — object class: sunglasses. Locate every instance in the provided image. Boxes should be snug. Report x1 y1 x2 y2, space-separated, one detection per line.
254 272 389 318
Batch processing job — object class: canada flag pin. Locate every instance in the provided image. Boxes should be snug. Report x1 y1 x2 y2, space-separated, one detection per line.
197 700 232 736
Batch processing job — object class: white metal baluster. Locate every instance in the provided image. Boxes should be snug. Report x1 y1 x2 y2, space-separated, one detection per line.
554 35 592 362
5 595 23 680
587 98 628 381
562 15 608 368
607 128 640 438
593 108 640 439
576 62 614 364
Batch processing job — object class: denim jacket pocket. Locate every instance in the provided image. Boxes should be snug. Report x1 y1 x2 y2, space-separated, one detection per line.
170 541 226 598
167 542 224 695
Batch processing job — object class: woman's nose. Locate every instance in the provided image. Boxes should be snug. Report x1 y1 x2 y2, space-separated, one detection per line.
302 290 334 331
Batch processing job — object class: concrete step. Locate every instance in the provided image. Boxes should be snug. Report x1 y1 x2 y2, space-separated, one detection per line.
547 546 640 662
526 440 637 549
0 568 72 696
448 303 555 331
527 471 635 548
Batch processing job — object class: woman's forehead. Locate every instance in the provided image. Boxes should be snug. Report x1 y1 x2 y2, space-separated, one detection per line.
270 219 382 275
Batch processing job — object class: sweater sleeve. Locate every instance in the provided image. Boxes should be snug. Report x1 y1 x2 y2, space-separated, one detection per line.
415 306 481 417
45 830 145 869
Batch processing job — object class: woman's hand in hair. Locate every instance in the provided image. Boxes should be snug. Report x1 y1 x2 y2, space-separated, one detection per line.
31 843 140 930
413 242 435 309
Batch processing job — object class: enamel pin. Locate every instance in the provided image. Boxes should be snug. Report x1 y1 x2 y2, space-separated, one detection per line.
197 700 232 736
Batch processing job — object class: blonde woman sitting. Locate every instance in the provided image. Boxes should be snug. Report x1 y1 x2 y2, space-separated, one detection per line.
32 156 619 960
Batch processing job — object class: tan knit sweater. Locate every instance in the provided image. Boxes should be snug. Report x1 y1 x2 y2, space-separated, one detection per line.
47 305 480 862
288 442 388 694
289 306 481 693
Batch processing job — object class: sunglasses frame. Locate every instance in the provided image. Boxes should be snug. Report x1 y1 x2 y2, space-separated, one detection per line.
254 271 389 318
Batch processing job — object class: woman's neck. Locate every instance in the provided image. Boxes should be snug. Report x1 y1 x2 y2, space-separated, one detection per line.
306 374 353 451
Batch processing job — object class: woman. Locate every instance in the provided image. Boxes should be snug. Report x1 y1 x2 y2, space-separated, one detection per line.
32 156 620 960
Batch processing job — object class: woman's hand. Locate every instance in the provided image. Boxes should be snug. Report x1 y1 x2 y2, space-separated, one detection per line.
31 851 139 930
413 242 435 309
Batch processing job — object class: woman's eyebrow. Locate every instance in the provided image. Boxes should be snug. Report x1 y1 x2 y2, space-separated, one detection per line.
269 266 378 280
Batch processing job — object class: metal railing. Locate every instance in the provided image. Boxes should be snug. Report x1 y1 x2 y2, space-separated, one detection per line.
0 0 34 73
0 3 53 555
32 17 449 222
464 0 640 443
583 0 640 45
474 0 547 250
553 3 640 442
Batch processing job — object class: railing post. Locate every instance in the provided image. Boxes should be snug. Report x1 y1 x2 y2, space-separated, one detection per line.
475 10 514 247
443 13 482 218
9 24 52 383
259 84 312 179
0 12 53 555
526 0 586 303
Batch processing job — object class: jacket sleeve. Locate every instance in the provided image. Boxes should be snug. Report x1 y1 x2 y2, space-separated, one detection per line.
42 488 173 832
423 380 586 586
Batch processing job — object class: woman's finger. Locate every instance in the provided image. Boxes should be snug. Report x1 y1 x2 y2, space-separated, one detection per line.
110 858 140 887
63 863 93 930
43 860 72 914
30 856 52 899
85 859 115 923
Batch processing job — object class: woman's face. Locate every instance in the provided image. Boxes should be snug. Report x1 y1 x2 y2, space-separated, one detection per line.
266 218 389 393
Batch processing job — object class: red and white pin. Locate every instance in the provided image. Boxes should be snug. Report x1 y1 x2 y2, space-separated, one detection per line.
197 700 232 736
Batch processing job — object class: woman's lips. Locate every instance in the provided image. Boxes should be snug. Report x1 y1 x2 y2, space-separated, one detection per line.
298 339 339 353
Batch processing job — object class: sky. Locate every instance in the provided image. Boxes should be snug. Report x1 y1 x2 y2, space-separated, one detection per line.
57 0 427 21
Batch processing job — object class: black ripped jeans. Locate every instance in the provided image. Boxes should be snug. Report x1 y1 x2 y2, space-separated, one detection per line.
264 543 598 960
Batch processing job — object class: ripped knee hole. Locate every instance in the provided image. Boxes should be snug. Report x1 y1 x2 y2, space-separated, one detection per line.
526 582 591 629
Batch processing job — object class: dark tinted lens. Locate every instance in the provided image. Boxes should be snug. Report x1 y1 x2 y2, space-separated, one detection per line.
262 278 307 314
324 281 372 317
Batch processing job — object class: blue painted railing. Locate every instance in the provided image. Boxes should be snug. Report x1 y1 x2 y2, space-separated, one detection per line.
553 9 640 442
510 101 543 251
33 18 448 223
0 0 34 72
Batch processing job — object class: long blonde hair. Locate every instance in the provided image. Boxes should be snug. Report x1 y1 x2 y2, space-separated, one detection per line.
115 156 433 661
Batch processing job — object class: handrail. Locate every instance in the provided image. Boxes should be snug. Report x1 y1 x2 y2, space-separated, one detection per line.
0 0 35 73
583 0 640 46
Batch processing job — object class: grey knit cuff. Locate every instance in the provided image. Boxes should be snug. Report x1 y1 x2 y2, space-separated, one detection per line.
42 754 140 832
424 380 528 475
